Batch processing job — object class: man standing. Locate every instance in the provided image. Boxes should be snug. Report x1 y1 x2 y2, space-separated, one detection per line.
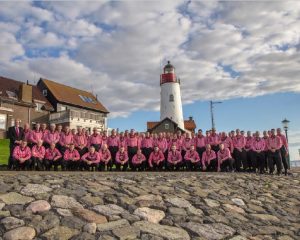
267 129 283 175
8 119 24 170
233 129 247 171
252 131 266 174
277 128 289 175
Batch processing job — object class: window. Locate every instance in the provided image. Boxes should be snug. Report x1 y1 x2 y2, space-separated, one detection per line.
35 102 42 112
79 95 96 104
169 94 174 102
165 123 169 130
6 91 17 99
0 114 7 130
42 89 47 96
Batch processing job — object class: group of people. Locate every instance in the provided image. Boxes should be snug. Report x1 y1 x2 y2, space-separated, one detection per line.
8 119 289 175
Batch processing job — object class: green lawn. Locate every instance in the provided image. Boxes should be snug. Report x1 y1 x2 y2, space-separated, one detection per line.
0 139 9 165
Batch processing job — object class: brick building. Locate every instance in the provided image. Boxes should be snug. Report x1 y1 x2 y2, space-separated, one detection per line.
0 76 53 139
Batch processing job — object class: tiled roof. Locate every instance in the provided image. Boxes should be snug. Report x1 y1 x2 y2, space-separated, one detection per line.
0 76 53 110
39 78 109 113
147 119 197 131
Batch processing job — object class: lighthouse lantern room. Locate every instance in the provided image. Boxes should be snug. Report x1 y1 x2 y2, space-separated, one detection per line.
160 61 184 130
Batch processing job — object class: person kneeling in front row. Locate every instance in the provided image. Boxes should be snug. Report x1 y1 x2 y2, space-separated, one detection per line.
44 142 62 171
62 143 80 170
115 146 129 171
148 146 165 171
99 144 112 171
202 144 217 171
167 144 183 171
81 146 100 171
12 140 32 170
217 143 234 172
31 140 45 171
131 149 147 171
184 145 201 171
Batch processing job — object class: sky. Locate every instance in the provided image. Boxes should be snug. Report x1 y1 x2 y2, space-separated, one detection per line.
0 0 299 160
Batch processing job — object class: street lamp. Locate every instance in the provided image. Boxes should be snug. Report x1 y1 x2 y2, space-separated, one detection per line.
281 118 290 168
210 100 222 130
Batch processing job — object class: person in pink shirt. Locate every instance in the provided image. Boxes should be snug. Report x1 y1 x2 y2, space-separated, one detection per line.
23 123 32 147
107 129 119 167
132 149 146 171
88 127 102 151
156 133 168 160
195 129 206 162
262 130 269 172
217 143 234 172
63 143 81 170
118 132 128 150
233 129 247 172
101 130 108 145
44 123 60 147
167 144 183 171
251 131 266 174
245 131 254 172
31 140 46 170
148 146 165 171
115 146 129 171
209 128 221 152
184 145 201 171
41 123 49 140
99 144 112 171
81 146 100 171
141 132 153 164
12 140 32 170
277 128 289 175
182 132 193 159
220 132 233 154
59 126 73 153
74 127 88 156
267 129 282 175
44 142 62 171
30 123 43 146
126 129 139 169
168 135 181 152
202 144 217 171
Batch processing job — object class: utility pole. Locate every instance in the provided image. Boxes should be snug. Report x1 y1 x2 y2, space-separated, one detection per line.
210 100 222 130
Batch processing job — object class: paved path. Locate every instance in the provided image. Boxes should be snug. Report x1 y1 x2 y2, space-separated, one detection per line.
0 170 299 240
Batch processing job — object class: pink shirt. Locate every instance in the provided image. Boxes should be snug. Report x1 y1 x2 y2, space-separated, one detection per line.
126 135 139 147
168 139 182 151
245 137 253 151
155 138 168 152
118 137 127 149
44 131 60 145
167 150 182 163
13 146 31 161
59 132 73 146
107 136 119 147
252 138 266 152
148 151 164 165
82 152 100 163
116 151 129 163
101 136 108 145
262 137 269 151
74 134 87 148
195 135 206 148
182 138 193 151
23 130 32 142
132 153 146 165
32 145 46 159
202 150 216 166
184 150 200 162
99 149 111 162
233 135 246 149
267 136 282 150
141 137 153 148
88 134 102 146
277 134 288 151
217 148 232 170
45 148 62 160
221 137 234 153
30 130 43 144
209 134 220 146
63 149 80 161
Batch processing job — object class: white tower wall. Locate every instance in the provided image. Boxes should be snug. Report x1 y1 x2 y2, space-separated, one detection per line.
160 82 184 129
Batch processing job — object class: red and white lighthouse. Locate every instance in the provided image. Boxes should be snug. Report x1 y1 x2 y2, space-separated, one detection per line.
160 61 184 129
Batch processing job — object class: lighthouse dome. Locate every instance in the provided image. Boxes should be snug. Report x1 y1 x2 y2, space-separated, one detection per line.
164 61 175 74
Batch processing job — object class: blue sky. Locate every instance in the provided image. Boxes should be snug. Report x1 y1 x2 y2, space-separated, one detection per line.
0 1 299 160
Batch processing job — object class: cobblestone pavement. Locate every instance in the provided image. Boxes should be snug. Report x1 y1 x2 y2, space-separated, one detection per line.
0 169 299 240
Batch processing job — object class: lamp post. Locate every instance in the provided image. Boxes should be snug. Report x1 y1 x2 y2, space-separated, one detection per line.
210 100 222 130
281 118 290 168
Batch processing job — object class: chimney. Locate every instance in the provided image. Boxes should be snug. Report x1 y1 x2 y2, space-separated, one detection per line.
189 116 193 121
19 83 32 103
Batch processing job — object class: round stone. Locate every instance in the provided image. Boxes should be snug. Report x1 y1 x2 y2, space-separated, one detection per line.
134 207 165 223
3 226 36 240
26 200 51 213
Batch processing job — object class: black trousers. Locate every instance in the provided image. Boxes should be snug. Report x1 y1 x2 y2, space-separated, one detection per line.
142 147 153 165
196 147 206 162
264 151 269 171
61 160 81 170
280 146 289 172
268 150 282 174
246 150 254 171
220 158 234 172
91 144 101 152
116 162 128 171
44 158 61 171
76 147 87 157
251 152 265 173
233 149 247 171
12 158 32 170
99 161 113 171
9 144 18 169
109 146 119 166
185 160 201 171
149 161 164 171
82 161 99 171
167 161 183 171
211 145 219 153
206 158 218 172
32 157 44 170
128 146 138 168
131 161 147 171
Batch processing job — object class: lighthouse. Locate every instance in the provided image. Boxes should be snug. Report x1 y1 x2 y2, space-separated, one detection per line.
160 61 184 130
